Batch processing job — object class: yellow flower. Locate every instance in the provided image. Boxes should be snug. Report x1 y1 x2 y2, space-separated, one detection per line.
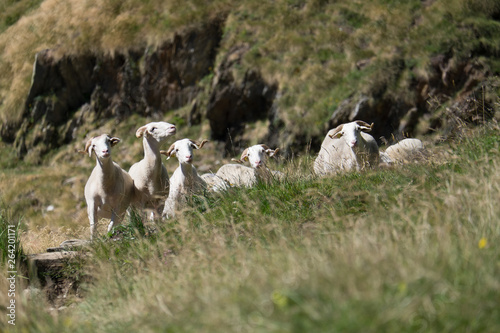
478 238 487 249
271 290 288 309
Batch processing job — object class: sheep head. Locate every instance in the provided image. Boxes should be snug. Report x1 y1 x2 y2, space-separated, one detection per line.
161 139 208 164
135 122 176 143
232 144 280 168
328 121 374 148
83 134 121 159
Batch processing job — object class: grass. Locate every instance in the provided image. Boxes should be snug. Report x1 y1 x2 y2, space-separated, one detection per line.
0 0 499 330
0 205 24 266
1 124 499 332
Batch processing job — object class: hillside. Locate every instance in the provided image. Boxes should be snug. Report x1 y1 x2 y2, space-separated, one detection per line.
1 0 499 160
1 0 500 330
0 0 498 240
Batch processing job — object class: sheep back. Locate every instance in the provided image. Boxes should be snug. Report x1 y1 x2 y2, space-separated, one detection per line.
314 131 379 176
215 164 258 187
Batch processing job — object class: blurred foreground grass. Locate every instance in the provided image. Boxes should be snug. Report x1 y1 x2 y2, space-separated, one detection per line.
1 125 499 332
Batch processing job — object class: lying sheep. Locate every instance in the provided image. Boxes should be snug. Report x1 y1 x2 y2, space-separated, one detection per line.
215 144 283 187
128 121 176 218
199 172 230 192
314 121 380 176
380 138 425 164
213 163 258 188
82 134 134 240
160 139 208 219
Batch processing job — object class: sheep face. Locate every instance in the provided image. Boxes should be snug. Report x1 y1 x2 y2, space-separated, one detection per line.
241 144 279 169
164 139 208 164
328 121 373 149
136 122 176 143
84 134 120 159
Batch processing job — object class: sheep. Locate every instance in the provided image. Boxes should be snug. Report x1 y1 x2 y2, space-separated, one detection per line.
82 134 135 240
199 172 231 192
128 121 176 218
380 138 425 164
213 163 258 188
160 139 208 218
314 120 380 176
215 144 283 187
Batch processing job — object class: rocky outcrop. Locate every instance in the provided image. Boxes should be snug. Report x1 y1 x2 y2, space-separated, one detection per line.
27 239 90 307
206 45 278 155
327 55 494 144
8 19 224 162
2 16 498 161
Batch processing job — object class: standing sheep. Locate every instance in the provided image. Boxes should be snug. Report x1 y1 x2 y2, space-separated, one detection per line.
314 121 380 176
82 134 134 240
128 121 176 218
160 139 208 219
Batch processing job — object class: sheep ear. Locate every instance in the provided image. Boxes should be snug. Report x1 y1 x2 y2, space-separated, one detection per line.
110 137 121 146
355 121 373 132
190 139 208 150
84 138 94 158
165 143 176 159
136 126 147 138
240 148 249 161
328 125 344 139
266 148 279 157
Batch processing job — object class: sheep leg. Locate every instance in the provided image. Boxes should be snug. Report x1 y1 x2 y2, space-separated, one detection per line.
88 202 97 241
107 211 117 233
162 197 176 219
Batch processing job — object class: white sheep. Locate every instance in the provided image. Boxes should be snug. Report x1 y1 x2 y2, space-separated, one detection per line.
215 144 282 187
380 138 425 164
160 139 208 219
128 121 176 218
200 172 231 192
82 134 135 240
213 163 258 188
314 120 380 176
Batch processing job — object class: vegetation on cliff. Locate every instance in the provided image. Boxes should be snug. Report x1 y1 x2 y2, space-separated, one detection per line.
0 0 499 149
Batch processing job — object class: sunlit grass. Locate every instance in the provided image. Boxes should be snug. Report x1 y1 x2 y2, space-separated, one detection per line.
0 0 499 329
1 126 499 332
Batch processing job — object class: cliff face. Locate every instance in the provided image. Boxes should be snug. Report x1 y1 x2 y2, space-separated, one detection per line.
5 20 224 160
1 17 498 162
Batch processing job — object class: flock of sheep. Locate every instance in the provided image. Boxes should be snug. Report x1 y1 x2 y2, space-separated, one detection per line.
81 120 424 240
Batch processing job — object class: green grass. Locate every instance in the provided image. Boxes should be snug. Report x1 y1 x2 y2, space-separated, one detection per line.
1 0 500 330
0 205 24 266
2 125 499 332
0 0 43 33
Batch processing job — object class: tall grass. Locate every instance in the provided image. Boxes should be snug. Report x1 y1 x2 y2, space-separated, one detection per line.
2 126 498 332
0 205 24 265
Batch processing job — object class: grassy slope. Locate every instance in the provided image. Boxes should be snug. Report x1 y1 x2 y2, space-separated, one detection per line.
0 0 499 242
0 1 499 330
1 125 499 332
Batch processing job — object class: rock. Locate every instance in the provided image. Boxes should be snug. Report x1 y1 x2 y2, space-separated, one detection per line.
206 45 278 154
7 19 224 161
46 239 90 252
28 251 80 286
